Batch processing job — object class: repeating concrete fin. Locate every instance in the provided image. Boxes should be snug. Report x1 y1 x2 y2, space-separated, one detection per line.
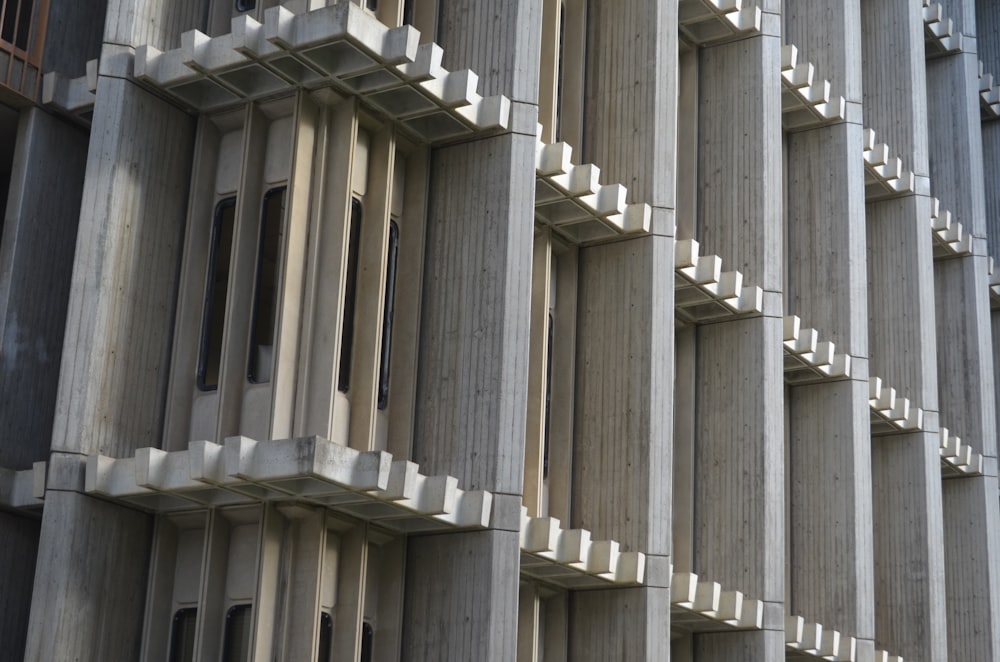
674 238 764 323
939 426 985 478
978 61 1000 121
0 463 46 512
785 615 857 661
670 571 764 635
930 197 973 258
518 508 646 588
868 376 924 434
922 0 963 56
131 2 509 143
782 315 852 384
863 128 916 201
534 136 652 245
83 437 493 532
781 44 847 131
678 0 761 46
987 257 1000 309
41 59 98 124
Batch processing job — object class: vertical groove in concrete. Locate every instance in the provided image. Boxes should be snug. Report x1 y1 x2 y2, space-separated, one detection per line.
49 78 195 458
567 588 672 662
103 0 205 50
784 0 863 105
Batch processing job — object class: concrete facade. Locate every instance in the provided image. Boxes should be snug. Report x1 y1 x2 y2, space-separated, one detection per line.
2 0 1000 661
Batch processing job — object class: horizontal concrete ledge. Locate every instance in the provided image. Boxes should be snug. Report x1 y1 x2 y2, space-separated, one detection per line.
519 509 645 589
863 128 916 201
978 61 1000 121
869 376 924 434
534 135 652 246
781 44 846 132
922 0 963 57
85 436 492 534
671 571 763 635
988 257 1000 309
930 197 972 258
783 315 852 385
785 615 857 661
675 238 764 324
41 59 98 126
939 426 985 478
874 651 905 662
678 0 761 47
133 2 509 144
0 462 46 514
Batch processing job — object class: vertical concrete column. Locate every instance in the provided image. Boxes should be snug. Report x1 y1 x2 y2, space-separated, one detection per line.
861 1 948 660
402 2 540 661
927 2 1000 659
692 3 784 658
23 2 202 659
565 1 677 660
783 2 875 658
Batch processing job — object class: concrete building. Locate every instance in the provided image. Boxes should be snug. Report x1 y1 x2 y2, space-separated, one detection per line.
2 0 1000 660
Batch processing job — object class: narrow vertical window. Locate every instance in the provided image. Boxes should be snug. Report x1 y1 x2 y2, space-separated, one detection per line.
365 0 379 12
222 604 253 662
543 312 553 477
13 0 34 50
555 2 566 141
360 622 374 662
248 186 286 384
198 197 238 391
402 0 414 25
317 612 333 662
235 0 255 12
338 199 363 393
168 608 198 662
377 221 400 410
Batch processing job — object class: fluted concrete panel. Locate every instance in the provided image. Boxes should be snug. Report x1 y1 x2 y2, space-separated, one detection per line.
42 0 108 78
0 110 88 469
786 122 869 355
866 196 939 408
694 315 784 604
413 133 533 495
860 0 930 177
573 234 673 555
582 0 677 213
436 0 542 102
568 587 672 662
983 123 1000 257
692 628 786 661
50 77 195 457
0 512 39 662
789 379 874 644
24 492 151 662
941 475 1000 659
402 530 519 662
871 432 948 661
698 35 783 292
979 0 1000 73
784 0 863 104
103 0 205 51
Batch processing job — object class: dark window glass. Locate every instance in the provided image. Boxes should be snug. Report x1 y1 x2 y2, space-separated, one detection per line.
235 0 256 12
317 612 333 662
402 0 414 25
198 197 237 391
13 0 34 50
1 0 17 44
222 604 253 662
248 186 286 384
366 0 378 11
543 312 553 478
377 221 399 410
168 608 197 662
338 199 363 393
360 622 373 662
555 2 565 141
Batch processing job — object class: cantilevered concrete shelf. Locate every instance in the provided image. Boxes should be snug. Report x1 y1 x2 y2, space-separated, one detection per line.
988 258 1000 309
133 3 509 144
922 0 963 57
678 0 760 46
519 509 645 590
41 59 97 125
785 615 857 661
864 129 916 201
534 138 651 245
86 436 492 534
783 315 852 385
875 653 905 662
979 61 1000 121
670 572 763 636
930 197 972 258
674 239 764 324
781 44 847 132
868 376 923 435
939 427 984 478
0 463 46 514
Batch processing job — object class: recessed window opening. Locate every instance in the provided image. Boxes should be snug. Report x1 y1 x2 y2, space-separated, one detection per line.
198 197 238 391
338 198 364 393
360 621 374 662
222 604 253 662
555 2 565 141
377 220 400 410
317 612 333 662
235 0 256 12
168 608 198 662
248 186 287 384
365 0 378 12
1 0 34 50
402 0 414 25
543 311 553 477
